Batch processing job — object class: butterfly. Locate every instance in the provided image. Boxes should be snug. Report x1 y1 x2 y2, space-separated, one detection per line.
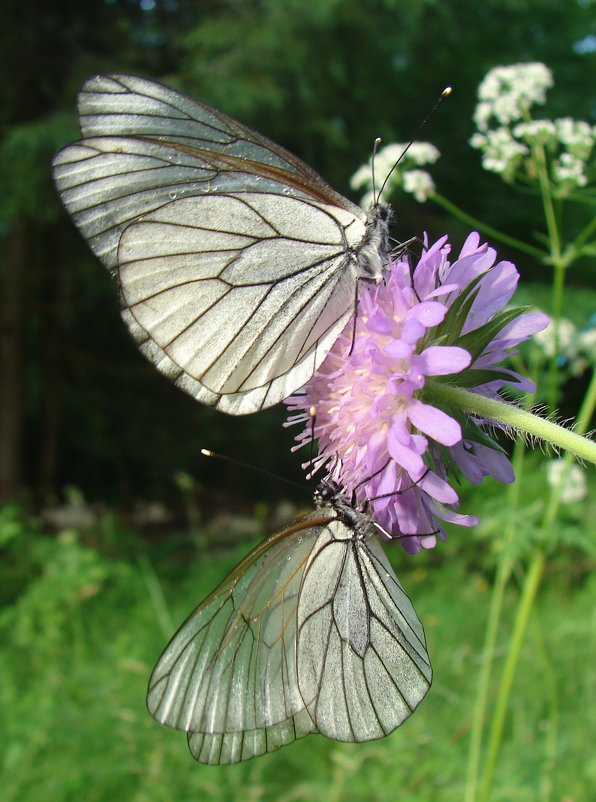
52 74 391 415
147 480 432 764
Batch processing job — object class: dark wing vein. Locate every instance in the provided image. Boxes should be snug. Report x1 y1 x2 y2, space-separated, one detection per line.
52 74 376 415
116 192 364 411
296 522 432 742
77 74 362 214
54 135 345 274
147 519 323 757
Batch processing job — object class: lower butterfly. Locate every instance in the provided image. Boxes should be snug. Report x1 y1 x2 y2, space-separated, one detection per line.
52 74 390 415
147 480 432 764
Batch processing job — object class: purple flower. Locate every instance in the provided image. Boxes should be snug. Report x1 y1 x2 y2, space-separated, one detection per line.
285 233 548 552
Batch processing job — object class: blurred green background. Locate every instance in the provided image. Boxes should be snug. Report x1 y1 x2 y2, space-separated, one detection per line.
1 1 594 800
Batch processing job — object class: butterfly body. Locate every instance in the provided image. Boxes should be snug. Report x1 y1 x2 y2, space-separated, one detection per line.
147 481 431 764
53 74 392 413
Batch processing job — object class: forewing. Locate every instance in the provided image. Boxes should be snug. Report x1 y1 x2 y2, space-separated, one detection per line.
117 192 366 413
51 75 372 413
296 522 432 742
147 514 328 763
52 74 365 274
76 73 356 203
52 135 236 272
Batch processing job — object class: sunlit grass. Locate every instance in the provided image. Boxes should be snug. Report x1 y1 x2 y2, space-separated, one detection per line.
1 488 594 802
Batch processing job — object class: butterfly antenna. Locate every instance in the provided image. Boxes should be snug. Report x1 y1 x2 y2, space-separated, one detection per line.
200 448 305 492
371 136 383 206
377 86 452 202
350 462 432 506
351 458 391 493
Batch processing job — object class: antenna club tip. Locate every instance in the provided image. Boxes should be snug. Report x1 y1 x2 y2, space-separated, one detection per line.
442 86 453 97
200 448 214 457
308 406 317 418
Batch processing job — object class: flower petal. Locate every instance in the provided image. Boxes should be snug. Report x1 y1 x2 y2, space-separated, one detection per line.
418 345 472 375
387 427 426 475
408 399 462 445
285 230 538 549
420 470 460 503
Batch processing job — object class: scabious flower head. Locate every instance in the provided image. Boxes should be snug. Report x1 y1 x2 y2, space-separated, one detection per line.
285 233 548 553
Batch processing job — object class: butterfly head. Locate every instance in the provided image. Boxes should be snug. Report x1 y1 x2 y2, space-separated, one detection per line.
313 478 371 536
313 478 343 507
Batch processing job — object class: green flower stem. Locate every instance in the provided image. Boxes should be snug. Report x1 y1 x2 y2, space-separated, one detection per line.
465 372 594 802
425 381 596 465
430 193 546 261
530 614 559 801
464 553 513 802
477 548 546 802
573 214 596 252
547 262 565 412
571 364 596 442
464 409 531 802
532 141 562 265
476 399 588 801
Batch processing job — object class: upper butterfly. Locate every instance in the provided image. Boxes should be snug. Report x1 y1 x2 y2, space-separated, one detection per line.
52 74 391 414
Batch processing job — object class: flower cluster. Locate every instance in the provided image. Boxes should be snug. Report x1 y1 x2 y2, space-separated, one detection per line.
473 62 554 130
469 128 528 182
532 314 596 378
285 233 548 552
546 460 587 504
351 141 440 206
470 63 595 192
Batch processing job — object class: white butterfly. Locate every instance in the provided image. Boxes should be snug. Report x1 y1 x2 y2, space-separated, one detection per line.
52 74 391 414
147 481 432 764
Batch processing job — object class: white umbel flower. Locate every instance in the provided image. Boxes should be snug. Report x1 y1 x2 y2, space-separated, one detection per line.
474 63 554 131
351 142 440 206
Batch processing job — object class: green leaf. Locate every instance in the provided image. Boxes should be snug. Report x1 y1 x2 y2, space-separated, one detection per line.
433 275 484 343
456 306 530 361
436 368 518 388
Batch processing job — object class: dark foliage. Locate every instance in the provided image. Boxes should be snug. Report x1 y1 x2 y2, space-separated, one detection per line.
0 0 593 505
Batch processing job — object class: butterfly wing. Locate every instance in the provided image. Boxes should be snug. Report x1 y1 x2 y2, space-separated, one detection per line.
52 74 383 413
186 707 316 765
75 74 353 196
148 509 431 764
147 513 324 764
296 520 432 741
53 74 364 272
116 192 366 413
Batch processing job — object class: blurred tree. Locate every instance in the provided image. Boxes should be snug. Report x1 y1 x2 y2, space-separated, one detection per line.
0 0 165 501
177 0 595 252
